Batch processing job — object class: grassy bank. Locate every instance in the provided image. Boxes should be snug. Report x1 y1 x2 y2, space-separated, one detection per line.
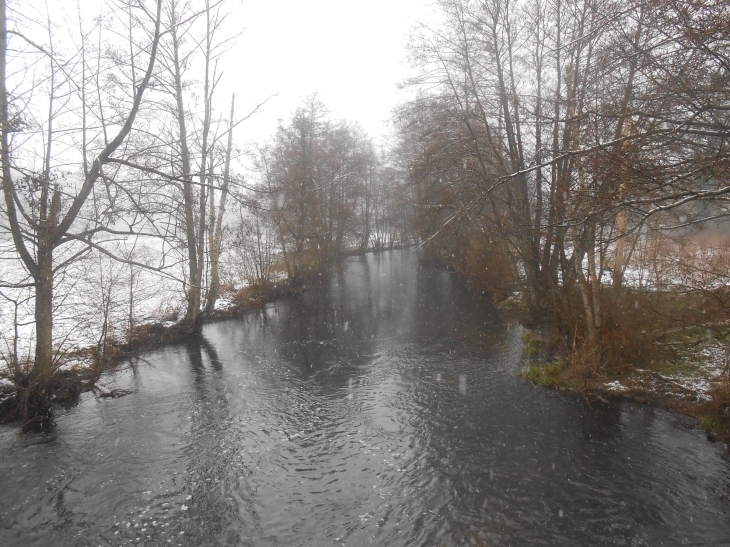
519 328 730 455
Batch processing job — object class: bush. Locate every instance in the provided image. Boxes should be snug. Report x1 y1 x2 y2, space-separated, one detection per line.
520 360 566 388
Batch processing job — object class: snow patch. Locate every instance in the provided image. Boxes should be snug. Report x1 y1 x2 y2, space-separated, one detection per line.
214 298 234 311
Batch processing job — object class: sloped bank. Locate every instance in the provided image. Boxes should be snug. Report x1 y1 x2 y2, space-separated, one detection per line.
413 249 730 458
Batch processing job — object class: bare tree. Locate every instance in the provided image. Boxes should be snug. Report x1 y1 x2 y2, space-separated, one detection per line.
0 0 163 421
204 94 235 315
398 0 730 362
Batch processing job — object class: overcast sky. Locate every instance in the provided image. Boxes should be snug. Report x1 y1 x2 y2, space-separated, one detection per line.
223 0 436 145
22 0 437 151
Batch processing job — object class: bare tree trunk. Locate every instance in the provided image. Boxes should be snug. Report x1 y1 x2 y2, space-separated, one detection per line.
128 261 135 341
612 10 643 293
204 95 234 315
169 2 199 330
362 164 372 250
33 243 54 385
614 202 626 290
577 265 597 348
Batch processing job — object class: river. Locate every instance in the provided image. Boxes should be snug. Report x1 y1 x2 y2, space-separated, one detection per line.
1 250 729 546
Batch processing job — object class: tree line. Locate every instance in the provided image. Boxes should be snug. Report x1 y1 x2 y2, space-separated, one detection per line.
0 0 410 425
2 0 729 424
397 0 730 368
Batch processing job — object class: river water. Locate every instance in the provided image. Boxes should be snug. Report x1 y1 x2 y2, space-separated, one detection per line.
1 250 729 546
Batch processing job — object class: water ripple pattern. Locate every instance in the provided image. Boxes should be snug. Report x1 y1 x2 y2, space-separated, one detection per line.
1 250 729 546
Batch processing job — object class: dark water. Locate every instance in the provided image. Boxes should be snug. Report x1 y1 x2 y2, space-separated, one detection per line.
1 250 729 547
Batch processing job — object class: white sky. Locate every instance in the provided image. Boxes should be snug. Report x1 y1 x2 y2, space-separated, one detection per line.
223 0 435 145
16 0 437 154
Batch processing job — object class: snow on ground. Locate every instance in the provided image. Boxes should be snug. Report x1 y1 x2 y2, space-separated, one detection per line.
603 380 627 392
0 238 286 367
213 298 234 311
600 341 728 402
657 344 727 400
0 244 187 363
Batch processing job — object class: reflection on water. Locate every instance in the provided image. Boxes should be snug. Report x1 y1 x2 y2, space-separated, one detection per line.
1 250 729 546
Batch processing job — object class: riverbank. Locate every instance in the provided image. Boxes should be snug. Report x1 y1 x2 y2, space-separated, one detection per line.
0 279 306 426
0 246 411 427
520 328 730 453
4 247 728 546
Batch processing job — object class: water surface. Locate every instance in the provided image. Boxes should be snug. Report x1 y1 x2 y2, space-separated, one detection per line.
1 250 729 546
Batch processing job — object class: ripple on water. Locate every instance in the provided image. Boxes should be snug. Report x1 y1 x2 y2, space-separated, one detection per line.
1 250 729 546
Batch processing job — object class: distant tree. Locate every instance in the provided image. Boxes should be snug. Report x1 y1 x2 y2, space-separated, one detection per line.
258 96 391 283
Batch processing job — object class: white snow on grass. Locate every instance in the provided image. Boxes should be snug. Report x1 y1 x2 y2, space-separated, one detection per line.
676 343 729 398
598 340 728 403
603 380 626 392
214 298 234 311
